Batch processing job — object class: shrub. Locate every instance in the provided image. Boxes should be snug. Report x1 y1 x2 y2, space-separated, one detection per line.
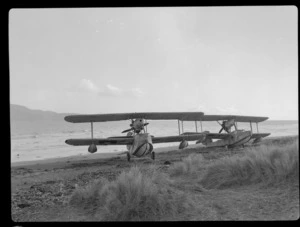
200 140 299 189
69 165 188 221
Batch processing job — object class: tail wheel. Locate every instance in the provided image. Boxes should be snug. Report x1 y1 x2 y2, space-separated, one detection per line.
151 151 155 160
127 152 131 162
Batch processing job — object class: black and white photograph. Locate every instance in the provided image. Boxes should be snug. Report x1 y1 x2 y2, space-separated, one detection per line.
10 6 298 221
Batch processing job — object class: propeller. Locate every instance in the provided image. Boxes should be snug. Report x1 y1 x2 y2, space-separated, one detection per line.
217 121 225 133
122 119 135 133
121 120 149 133
122 128 134 133
219 127 224 134
217 120 232 134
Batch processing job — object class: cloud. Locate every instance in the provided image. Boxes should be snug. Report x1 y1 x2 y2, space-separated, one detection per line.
105 84 123 96
100 84 145 98
69 79 146 98
189 103 210 112
189 103 244 115
213 106 244 115
79 79 100 93
130 88 145 97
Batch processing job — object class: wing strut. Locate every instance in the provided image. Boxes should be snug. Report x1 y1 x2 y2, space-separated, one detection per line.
91 122 94 140
200 120 203 132
250 121 253 133
181 121 184 133
195 121 198 132
233 123 237 131
145 119 148 132
256 122 259 133
178 120 181 135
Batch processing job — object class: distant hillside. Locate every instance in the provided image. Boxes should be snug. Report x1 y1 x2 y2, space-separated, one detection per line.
10 104 75 121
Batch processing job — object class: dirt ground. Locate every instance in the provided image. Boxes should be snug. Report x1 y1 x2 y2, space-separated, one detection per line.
11 136 299 221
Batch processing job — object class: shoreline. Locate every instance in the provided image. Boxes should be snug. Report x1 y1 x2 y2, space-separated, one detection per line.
11 135 298 168
11 144 198 168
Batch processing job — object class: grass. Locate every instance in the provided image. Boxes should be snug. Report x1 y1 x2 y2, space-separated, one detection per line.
69 165 189 221
169 153 204 177
68 138 299 220
13 136 297 221
200 139 299 189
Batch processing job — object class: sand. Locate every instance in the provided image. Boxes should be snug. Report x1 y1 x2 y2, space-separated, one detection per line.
11 135 299 221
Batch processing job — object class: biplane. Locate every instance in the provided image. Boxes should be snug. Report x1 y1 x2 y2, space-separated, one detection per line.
64 112 270 161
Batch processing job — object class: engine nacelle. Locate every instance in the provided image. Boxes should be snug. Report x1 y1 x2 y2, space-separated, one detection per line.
179 140 189 149
88 144 97 153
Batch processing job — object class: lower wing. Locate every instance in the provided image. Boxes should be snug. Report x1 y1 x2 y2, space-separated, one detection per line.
251 133 271 139
152 134 206 143
65 133 270 146
65 137 134 146
179 132 271 140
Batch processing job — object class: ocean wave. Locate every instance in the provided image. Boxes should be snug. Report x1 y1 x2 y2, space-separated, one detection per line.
62 130 76 134
11 134 39 140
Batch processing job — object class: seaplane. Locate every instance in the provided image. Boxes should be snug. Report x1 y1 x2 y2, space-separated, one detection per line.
64 112 270 161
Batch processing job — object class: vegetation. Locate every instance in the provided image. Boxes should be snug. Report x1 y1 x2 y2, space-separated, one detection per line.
69 165 189 221
169 153 204 176
12 136 298 221
68 138 299 221
200 140 299 189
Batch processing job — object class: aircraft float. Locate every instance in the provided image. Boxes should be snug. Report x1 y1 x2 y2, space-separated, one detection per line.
64 112 270 161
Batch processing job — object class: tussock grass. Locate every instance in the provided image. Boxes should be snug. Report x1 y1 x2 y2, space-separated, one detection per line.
201 140 299 189
263 135 298 147
169 153 204 177
69 165 188 221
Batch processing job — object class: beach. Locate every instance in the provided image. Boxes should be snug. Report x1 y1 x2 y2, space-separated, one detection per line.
11 135 299 221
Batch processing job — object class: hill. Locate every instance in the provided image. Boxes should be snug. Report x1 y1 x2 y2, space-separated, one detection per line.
10 104 74 121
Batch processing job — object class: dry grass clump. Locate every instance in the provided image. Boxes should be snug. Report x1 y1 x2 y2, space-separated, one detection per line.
69 165 188 221
263 135 298 147
169 153 204 177
201 140 299 189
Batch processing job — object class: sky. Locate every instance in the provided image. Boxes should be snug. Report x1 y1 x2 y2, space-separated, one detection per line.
9 6 298 120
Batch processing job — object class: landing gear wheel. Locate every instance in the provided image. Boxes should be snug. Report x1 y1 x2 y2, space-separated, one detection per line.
151 151 155 160
127 152 131 162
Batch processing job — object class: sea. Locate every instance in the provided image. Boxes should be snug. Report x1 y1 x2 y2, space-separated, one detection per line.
10 119 298 163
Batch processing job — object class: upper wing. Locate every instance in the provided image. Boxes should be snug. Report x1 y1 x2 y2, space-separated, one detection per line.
201 115 268 123
64 112 204 123
65 136 134 146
